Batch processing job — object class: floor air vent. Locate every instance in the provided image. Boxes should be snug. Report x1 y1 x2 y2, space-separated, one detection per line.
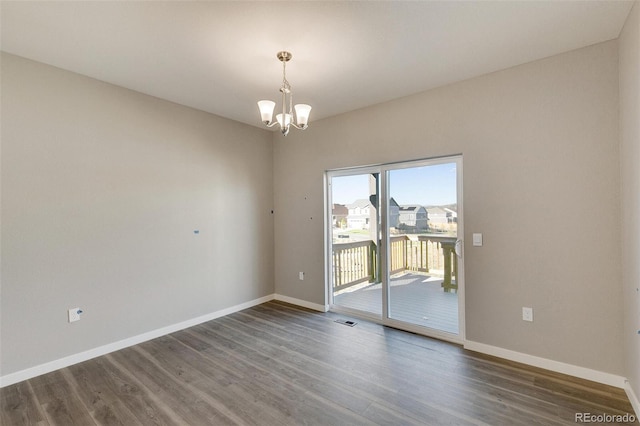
335 319 357 327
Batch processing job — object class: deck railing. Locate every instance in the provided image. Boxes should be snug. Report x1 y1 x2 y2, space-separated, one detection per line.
333 235 458 293
331 240 378 291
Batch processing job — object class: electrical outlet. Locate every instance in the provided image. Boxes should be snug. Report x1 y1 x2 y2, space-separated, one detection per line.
68 307 83 323
299 272 305 281
522 307 533 322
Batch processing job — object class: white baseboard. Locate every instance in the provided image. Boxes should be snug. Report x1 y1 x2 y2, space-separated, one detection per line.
0 294 275 388
625 380 640 418
274 294 329 312
3 294 630 407
464 340 627 388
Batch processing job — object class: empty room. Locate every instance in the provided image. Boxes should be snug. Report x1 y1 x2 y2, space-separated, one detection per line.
1 1 639 425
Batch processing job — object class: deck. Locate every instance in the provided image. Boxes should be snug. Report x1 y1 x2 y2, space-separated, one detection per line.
333 272 459 334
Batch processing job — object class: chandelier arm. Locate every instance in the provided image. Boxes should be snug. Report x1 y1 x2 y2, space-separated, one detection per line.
289 123 308 130
264 121 279 128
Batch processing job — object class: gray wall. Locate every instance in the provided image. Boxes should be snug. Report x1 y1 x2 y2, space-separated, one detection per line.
0 53 274 375
274 41 623 374
620 1 640 398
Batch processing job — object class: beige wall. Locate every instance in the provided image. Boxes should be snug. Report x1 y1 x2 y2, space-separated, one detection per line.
1 24 632 386
620 1 640 398
274 41 623 374
0 53 274 375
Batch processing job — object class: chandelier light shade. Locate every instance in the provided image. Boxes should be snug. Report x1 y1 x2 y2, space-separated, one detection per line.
257 100 276 122
257 51 311 136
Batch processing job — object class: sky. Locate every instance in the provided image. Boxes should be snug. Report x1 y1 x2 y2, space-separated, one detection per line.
331 163 457 206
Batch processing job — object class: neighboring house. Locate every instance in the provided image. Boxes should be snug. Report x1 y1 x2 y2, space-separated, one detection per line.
398 205 428 230
388 198 400 228
426 205 458 231
444 207 457 223
346 199 372 229
332 203 348 228
346 198 400 229
426 206 448 226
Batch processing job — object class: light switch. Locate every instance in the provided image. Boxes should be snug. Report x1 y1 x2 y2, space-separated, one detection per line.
473 233 483 247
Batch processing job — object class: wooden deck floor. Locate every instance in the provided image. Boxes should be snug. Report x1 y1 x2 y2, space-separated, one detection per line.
2 301 637 425
334 272 459 334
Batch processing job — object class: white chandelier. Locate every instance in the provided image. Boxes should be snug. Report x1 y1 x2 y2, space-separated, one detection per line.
257 51 311 136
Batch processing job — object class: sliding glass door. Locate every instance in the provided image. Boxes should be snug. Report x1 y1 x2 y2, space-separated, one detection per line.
385 159 461 335
327 156 464 342
328 170 381 317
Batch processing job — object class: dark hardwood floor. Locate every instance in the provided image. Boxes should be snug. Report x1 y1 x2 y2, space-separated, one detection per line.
2 301 637 425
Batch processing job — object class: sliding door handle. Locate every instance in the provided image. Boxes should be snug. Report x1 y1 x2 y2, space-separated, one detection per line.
455 239 463 258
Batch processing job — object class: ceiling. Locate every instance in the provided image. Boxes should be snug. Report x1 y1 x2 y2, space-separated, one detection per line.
1 1 634 129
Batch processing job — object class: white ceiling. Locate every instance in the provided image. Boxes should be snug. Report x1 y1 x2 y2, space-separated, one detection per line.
1 1 634 129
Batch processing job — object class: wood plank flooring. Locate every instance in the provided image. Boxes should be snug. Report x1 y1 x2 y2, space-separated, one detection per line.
2 301 637 425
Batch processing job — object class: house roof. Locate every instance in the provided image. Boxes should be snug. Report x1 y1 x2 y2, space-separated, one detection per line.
347 199 371 209
347 198 400 210
399 205 423 212
426 207 447 216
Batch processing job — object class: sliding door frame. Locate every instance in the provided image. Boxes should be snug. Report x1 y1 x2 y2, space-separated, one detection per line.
325 165 383 323
325 155 465 344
